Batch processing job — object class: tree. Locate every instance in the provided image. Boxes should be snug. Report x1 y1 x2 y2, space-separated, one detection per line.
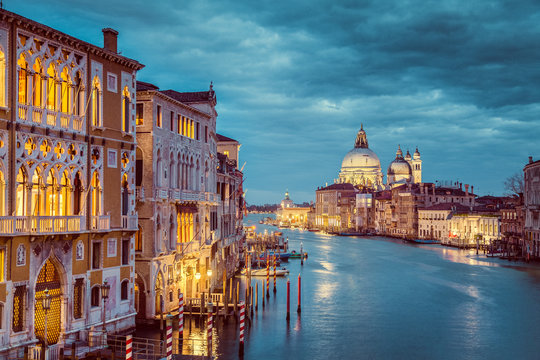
503 171 524 196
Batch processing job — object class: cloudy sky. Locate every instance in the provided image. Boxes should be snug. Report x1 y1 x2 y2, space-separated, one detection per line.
11 0 540 204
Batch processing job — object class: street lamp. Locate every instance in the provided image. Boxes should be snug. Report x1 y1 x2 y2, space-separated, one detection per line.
101 280 110 341
42 288 51 350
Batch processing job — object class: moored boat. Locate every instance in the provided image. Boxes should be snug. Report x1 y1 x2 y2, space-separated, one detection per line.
241 267 289 276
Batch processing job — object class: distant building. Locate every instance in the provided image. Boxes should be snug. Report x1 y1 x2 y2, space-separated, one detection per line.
418 203 469 244
448 208 500 248
524 156 540 259
315 183 358 231
280 190 294 209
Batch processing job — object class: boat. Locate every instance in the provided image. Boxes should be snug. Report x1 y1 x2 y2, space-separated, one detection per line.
308 228 320 232
338 232 365 236
241 267 289 276
409 239 441 244
289 250 308 259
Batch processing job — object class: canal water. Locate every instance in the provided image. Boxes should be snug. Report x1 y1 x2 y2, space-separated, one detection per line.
138 213 540 359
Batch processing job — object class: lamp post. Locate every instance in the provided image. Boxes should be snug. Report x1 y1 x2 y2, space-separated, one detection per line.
42 288 51 351
101 280 110 343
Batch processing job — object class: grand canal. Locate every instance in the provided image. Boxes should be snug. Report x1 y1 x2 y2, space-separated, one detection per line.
139 213 540 359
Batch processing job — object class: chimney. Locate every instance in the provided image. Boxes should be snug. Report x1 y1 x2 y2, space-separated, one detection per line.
102 28 119 53
471 186 474 195
465 184 469 196
529 156 533 164
460 182 462 190
432 185 435 195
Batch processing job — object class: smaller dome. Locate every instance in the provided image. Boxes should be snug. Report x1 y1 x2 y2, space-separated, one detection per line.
387 159 412 176
414 147 421 159
405 149 411 161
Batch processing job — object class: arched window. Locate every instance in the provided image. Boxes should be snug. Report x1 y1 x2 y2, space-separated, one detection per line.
91 286 100 307
60 67 71 114
32 59 43 108
92 76 102 127
59 171 71 216
169 155 174 188
122 86 130 133
121 280 129 300
91 171 101 216
156 150 162 187
121 173 129 216
135 225 143 252
31 168 44 216
136 148 143 187
0 48 5 107
45 170 58 216
169 215 175 250
73 172 82 215
17 54 28 105
73 72 83 116
46 64 57 110
16 168 27 216
176 155 181 189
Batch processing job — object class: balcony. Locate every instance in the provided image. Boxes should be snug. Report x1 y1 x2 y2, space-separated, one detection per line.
156 188 169 200
0 215 85 235
178 241 200 255
91 215 110 231
136 186 145 202
121 214 138 230
17 104 85 133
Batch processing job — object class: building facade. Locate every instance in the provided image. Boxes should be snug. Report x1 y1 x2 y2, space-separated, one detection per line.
524 157 540 259
315 183 358 232
0 10 143 357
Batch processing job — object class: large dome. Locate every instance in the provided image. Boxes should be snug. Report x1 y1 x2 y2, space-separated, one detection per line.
341 147 381 169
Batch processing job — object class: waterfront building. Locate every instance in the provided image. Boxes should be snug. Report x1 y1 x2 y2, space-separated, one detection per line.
355 193 375 232
448 208 500 248
276 190 313 227
499 196 524 257
0 9 143 357
216 135 244 284
315 183 358 231
134 81 221 321
418 203 469 244
279 190 294 209
373 190 392 235
524 156 540 259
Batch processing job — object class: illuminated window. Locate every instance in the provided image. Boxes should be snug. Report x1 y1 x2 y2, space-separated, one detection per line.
17 54 28 105
92 76 102 127
73 72 84 116
156 105 162 127
59 171 71 216
0 169 5 216
31 168 44 216
46 64 57 110
136 103 143 125
91 171 101 216
224 150 229 158
122 86 130 132
60 67 71 114
0 248 4 282
32 59 43 108
12 285 26 332
121 280 129 300
16 168 27 216
121 173 129 216
73 278 84 319
0 47 5 107
90 286 100 307
135 226 142 252
45 170 58 216
190 120 194 139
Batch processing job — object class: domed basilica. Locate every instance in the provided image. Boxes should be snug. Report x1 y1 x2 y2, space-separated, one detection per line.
337 125 422 189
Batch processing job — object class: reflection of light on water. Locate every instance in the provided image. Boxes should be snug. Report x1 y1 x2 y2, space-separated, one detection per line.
315 281 337 302
320 261 335 272
434 247 501 268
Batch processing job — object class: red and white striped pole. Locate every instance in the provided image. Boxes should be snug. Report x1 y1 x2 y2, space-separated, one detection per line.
178 293 184 339
273 253 277 293
166 319 172 360
239 301 245 356
207 302 213 357
266 256 270 298
125 334 132 360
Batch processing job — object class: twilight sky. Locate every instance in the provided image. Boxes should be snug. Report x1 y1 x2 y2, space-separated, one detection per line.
11 0 540 204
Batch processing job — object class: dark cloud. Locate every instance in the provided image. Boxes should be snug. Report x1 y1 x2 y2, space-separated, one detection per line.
10 0 540 203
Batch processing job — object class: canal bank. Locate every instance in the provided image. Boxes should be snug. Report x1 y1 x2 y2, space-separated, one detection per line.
137 213 540 360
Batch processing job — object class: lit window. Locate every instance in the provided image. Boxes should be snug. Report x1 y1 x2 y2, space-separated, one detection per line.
91 171 101 216
0 47 5 107
32 59 43 108
224 150 229 158
122 86 130 132
16 168 27 216
46 64 57 110
60 67 71 114
136 103 143 125
0 248 4 282
156 105 162 127
73 279 84 319
92 76 102 127
17 54 28 105
12 285 26 332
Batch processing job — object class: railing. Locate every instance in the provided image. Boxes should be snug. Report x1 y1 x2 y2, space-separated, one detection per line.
91 215 110 230
18 103 28 121
136 186 145 201
121 214 138 230
16 103 85 132
156 188 169 200
0 215 85 235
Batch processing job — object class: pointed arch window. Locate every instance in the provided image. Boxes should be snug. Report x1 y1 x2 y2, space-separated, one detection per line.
17 54 28 105
59 171 71 216
31 168 44 216
73 72 84 116
46 64 57 110
45 170 58 216
92 76 102 127
16 168 28 216
0 169 5 216
32 59 43 108
122 86 130 133
121 173 129 216
60 67 72 114
73 172 82 215
91 171 101 216
0 47 5 107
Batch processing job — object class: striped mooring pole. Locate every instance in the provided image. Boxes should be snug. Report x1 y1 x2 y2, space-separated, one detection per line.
207 302 213 356
166 319 173 360
297 274 302 314
178 293 184 339
266 257 270 298
273 253 277 293
125 335 132 360
239 302 245 356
